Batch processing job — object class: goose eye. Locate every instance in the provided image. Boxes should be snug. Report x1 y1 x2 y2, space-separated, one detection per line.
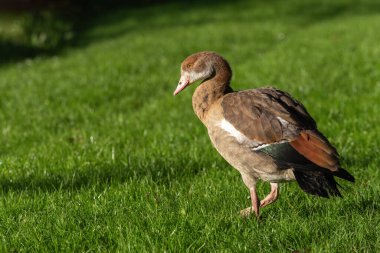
187 64 192 68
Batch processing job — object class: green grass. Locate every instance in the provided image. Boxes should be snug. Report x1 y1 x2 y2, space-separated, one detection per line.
1 0 380 251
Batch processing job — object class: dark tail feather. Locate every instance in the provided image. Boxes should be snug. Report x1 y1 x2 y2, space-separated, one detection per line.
334 168 355 182
293 170 342 198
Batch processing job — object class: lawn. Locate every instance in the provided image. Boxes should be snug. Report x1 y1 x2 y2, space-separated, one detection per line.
0 0 379 251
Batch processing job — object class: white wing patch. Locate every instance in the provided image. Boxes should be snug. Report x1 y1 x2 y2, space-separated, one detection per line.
219 119 264 148
219 119 248 143
219 119 290 150
252 140 288 151
252 143 272 151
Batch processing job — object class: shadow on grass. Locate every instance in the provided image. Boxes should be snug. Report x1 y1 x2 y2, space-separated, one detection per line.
259 187 379 221
2 0 380 66
0 39 54 65
75 0 380 46
0 156 209 193
288 1 380 24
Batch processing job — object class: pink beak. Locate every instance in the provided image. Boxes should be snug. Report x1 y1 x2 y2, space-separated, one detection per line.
173 74 190 96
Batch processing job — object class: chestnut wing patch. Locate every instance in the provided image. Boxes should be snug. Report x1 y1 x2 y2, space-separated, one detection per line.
290 130 340 171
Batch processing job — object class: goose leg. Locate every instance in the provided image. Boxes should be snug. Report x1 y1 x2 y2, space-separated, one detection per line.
260 183 279 208
240 186 260 218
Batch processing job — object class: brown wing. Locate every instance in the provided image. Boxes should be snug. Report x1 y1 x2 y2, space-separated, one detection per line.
221 87 341 171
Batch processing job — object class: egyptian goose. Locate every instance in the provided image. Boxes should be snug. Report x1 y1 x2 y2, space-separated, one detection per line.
173 51 354 217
